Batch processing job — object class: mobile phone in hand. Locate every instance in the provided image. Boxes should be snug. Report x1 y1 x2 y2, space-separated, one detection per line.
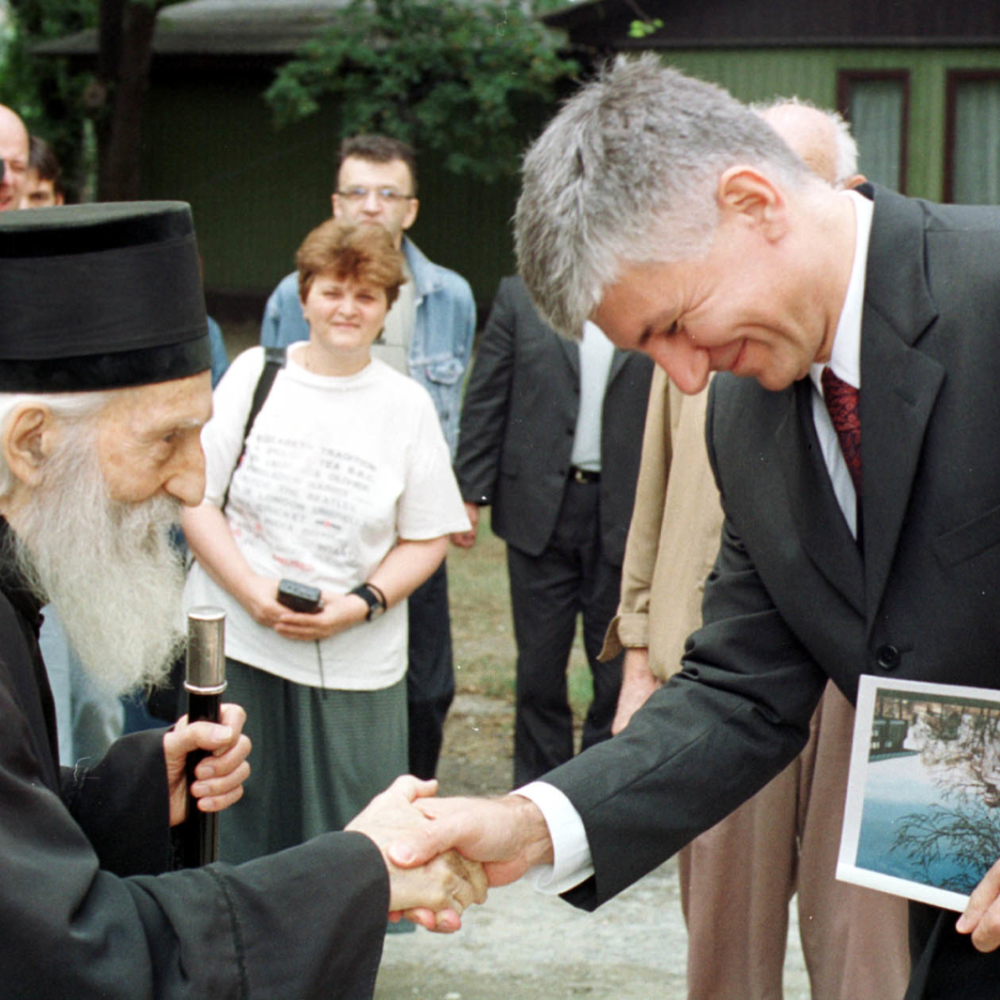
276 579 323 613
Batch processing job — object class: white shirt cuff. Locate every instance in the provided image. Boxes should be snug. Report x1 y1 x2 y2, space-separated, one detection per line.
516 781 594 894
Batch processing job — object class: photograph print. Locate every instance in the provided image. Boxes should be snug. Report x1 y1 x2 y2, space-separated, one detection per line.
837 675 1000 912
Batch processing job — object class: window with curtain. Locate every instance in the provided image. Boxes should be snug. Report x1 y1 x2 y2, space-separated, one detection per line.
838 72 909 193
947 73 1000 204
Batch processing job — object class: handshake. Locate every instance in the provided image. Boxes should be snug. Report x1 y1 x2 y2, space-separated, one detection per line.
345 775 556 932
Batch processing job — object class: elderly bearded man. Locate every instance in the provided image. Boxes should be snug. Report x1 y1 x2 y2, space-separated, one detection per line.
0 202 485 999
389 58 1000 999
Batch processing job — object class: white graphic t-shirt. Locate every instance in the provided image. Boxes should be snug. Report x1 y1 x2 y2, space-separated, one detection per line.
183 346 469 690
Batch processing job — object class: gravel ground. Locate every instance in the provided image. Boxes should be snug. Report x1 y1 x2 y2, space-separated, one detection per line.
375 694 811 1000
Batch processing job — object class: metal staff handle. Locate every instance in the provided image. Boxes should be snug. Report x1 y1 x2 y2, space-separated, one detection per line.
180 606 227 868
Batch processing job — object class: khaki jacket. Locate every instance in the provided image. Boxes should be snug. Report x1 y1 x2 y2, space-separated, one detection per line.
601 367 723 678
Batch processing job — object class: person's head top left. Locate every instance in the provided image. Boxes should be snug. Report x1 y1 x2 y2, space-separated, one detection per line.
20 135 65 209
0 104 29 212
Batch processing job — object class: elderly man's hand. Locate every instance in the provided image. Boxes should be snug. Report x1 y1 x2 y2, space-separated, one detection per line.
163 702 251 827
958 857 1000 951
347 775 488 932
385 850 488 931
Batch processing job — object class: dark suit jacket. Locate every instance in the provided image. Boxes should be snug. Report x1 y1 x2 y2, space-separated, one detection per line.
543 187 1000 992
454 276 653 564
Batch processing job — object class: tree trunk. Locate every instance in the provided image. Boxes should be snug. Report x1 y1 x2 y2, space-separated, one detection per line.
96 0 159 202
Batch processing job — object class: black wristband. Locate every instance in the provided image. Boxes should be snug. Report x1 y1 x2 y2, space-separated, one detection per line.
349 582 387 621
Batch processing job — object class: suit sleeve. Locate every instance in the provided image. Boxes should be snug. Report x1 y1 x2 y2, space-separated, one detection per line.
544 381 826 909
453 277 518 505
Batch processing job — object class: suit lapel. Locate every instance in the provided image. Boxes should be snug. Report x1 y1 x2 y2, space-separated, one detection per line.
606 348 630 387
859 188 943 630
776 379 865 614
556 331 580 379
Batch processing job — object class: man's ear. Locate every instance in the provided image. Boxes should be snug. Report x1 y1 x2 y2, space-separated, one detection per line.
2 403 59 487
716 166 788 241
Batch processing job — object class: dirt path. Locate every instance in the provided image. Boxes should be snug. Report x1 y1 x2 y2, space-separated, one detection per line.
375 694 811 999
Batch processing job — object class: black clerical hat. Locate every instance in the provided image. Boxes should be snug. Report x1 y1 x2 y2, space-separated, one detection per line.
0 201 211 392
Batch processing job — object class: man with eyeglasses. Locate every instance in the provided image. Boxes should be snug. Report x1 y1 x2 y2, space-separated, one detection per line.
261 134 476 783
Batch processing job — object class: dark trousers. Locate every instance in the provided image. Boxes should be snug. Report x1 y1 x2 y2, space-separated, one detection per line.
905 901 1000 999
406 560 454 779
506 479 623 787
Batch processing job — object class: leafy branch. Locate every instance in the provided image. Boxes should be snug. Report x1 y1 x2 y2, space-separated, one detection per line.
264 0 579 182
891 802 1000 895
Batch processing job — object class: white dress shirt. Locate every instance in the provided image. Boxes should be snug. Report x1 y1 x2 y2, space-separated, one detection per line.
570 320 615 472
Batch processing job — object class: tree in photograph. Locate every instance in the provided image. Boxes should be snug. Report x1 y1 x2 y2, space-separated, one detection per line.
891 801 1000 894
917 705 1000 807
264 0 579 183
888 704 1000 893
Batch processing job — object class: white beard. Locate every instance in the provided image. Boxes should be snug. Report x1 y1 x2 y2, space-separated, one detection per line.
11 427 186 696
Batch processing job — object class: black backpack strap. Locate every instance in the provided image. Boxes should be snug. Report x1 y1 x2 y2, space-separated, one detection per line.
222 346 286 511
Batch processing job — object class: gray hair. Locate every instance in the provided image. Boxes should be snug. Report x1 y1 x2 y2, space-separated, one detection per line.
514 56 814 338
751 96 859 188
829 110 860 187
0 391 109 497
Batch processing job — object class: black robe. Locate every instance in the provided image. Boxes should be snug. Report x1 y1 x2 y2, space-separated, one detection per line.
0 519 390 998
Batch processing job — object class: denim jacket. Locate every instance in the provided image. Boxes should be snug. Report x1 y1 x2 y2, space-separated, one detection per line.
260 237 475 456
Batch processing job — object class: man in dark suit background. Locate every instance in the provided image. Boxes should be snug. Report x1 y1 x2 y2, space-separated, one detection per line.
390 58 1000 997
453 276 652 784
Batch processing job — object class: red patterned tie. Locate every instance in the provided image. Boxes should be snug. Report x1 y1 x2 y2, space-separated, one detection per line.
821 367 862 495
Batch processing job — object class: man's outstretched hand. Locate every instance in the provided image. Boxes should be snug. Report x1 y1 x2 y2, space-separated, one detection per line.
388 792 556 890
346 776 489 932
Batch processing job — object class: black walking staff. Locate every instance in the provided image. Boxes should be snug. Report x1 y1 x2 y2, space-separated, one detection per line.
179 606 227 867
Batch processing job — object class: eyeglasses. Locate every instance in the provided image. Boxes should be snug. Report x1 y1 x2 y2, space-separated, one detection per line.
337 186 413 204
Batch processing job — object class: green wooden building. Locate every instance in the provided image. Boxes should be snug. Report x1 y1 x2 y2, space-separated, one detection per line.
40 0 1000 324
38 0 541 324
546 0 1000 205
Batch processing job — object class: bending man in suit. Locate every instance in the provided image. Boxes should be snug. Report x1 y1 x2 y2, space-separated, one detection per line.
390 58 1000 998
454 276 652 784
602 100 908 999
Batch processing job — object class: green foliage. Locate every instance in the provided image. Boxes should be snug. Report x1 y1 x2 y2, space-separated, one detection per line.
265 0 579 182
0 0 97 197
628 17 663 39
0 0 184 200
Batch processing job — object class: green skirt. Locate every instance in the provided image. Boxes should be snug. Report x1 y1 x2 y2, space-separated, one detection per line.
218 657 408 865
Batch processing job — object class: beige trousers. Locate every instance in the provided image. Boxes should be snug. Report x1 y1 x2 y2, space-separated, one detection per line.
678 682 911 1000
